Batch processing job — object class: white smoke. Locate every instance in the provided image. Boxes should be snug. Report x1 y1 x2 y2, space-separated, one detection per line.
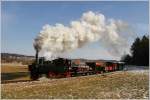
34 11 132 60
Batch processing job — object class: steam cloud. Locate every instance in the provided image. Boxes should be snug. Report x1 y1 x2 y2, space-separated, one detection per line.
34 11 132 60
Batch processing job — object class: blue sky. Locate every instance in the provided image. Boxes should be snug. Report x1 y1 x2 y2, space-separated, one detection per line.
1 1 149 60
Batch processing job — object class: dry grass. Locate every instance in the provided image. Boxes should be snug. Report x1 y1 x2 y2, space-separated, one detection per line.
1 64 30 82
1 64 28 73
1 71 149 99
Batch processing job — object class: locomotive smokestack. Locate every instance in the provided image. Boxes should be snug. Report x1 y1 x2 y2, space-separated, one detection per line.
35 49 39 64
33 39 41 64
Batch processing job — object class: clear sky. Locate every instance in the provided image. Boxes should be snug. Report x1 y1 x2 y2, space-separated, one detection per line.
1 1 149 60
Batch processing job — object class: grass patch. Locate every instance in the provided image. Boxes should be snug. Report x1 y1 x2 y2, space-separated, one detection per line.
1 64 30 82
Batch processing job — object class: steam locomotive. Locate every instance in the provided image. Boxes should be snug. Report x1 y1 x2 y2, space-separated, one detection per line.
28 51 124 80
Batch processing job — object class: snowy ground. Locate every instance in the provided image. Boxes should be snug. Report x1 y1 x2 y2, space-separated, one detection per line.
124 65 149 74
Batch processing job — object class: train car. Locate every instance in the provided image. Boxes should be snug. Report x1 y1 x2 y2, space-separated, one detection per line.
86 61 124 73
105 61 125 72
86 62 105 74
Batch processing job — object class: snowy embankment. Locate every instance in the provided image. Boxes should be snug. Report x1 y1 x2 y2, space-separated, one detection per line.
124 65 149 74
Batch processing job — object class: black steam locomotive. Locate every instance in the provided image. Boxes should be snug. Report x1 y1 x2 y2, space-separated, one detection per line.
28 51 124 80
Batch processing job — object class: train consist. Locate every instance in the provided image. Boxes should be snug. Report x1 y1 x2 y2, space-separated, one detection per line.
28 52 124 80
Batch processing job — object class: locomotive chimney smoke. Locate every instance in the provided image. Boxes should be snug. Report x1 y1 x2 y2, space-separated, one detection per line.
35 49 39 64
33 38 42 63
34 11 133 60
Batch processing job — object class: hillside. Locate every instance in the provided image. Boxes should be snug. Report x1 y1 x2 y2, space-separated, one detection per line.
1 53 34 65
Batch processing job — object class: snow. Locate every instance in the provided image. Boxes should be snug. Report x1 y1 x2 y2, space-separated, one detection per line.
124 65 149 74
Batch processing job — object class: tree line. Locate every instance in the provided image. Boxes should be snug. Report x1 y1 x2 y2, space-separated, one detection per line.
121 35 149 66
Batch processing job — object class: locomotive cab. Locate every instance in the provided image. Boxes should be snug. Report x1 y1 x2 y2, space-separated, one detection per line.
117 62 125 71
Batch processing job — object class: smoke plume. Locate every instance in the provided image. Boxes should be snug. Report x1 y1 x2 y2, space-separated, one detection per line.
34 11 132 60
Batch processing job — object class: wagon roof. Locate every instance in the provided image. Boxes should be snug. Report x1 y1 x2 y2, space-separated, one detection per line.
71 58 123 63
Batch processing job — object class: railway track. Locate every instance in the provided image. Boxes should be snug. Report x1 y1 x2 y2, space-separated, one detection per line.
1 80 34 84
1 71 122 84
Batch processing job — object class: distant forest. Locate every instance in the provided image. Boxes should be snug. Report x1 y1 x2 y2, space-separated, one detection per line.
121 35 149 66
1 53 34 65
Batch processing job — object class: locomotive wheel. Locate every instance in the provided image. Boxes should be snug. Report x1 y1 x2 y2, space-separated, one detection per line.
30 70 39 80
66 72 71 77
46 73 50 78
30 73 39 80
46 72 53 78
